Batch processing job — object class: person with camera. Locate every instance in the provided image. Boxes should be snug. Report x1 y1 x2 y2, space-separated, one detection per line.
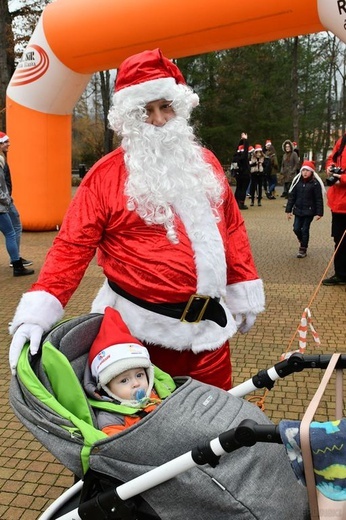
322 133 346 286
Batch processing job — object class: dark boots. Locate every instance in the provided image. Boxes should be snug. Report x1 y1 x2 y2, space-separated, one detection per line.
12 258 35 277
297 247 307 258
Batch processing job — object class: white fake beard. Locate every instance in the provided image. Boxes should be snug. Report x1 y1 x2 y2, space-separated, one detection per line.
122 116 223 243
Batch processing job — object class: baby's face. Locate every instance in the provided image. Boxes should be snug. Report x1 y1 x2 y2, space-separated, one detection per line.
107 368 149 401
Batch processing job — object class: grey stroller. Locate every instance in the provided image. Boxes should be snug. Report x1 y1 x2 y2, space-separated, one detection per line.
9 312 345 519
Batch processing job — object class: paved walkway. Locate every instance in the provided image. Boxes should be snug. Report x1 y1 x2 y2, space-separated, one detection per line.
0 187 345 519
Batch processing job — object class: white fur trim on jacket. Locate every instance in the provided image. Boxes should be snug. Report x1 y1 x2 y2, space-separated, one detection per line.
225 279 265 315
91 280 237 354
9 291 64 335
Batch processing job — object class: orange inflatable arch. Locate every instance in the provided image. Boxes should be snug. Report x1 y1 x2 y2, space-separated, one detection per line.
5 0 346 230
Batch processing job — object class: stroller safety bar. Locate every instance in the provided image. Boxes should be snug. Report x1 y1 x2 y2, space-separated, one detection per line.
53 420 281 520
229 353 346 397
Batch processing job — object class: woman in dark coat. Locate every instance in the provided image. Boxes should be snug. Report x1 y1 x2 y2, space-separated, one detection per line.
281 139 300 198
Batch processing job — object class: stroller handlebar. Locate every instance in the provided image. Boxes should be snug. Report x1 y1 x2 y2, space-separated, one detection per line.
230 353 346 398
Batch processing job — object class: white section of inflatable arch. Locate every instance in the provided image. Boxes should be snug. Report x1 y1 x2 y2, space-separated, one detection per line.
318 0 346 41
7 17 91 114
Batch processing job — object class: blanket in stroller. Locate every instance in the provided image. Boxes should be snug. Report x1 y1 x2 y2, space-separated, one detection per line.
9 313 309 520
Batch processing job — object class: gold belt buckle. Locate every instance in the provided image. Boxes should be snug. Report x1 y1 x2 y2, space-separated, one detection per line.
180 294 210 323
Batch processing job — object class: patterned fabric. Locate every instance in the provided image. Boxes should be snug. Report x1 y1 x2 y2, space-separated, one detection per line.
280 419 346 500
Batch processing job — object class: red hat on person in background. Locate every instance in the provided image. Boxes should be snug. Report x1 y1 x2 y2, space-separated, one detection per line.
237 144 245 153
292 141 298 148
248 145 254 153
89 307 154 393
254 144 263 152
265 140 272 147
0 132 9 143
300 160 315 173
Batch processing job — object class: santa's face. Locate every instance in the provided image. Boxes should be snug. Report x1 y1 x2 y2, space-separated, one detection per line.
120 99 223 243
144 99 175 126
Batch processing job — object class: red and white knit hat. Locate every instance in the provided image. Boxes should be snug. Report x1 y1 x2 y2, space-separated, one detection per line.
290 159 326 195
89 307 153 393
109 49 199 132
0 132 9 143
300 160 315 173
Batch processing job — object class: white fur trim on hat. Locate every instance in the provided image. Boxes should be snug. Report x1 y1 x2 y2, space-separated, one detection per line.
0 134 9 143
91 343 150 384
113 77 199 109
9 290 64 335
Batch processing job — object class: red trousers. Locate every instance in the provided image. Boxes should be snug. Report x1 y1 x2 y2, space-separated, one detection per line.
144 341 232 391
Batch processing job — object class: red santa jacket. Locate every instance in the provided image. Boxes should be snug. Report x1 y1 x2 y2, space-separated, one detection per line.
26 146 264 353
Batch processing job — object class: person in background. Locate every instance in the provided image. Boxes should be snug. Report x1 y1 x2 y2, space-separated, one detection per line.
0 132 33 268
280 140 300 198
0 154 35 276
264 139 279 199
322 133 346 285
249 144 265 206
285 160 324 258
232 132 251 210
9 49 265 390
292 141 301 174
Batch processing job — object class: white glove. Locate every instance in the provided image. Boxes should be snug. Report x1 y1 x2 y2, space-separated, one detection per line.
9 323 44 375
234 312 256 334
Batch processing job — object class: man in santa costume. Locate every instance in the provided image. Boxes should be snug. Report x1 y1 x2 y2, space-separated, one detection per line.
9 49 264 390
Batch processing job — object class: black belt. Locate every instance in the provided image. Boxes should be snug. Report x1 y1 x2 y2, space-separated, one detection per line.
107 280 227 328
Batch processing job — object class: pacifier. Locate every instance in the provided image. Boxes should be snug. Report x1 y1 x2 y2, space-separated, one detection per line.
133 388 147 401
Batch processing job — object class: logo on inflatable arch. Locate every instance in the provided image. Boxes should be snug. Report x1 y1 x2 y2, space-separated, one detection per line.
10 44 49 87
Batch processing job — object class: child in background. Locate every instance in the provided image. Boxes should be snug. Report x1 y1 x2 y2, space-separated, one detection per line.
84 307 176 436
285 160 325 258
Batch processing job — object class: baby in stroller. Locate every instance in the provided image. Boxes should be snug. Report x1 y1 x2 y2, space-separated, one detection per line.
10 309 310 520
84 307 176 436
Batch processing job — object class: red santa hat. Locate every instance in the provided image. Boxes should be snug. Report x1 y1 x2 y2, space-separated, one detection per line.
237 144 245 152
300 160 315 173
265 140 272 146
292 141 298 148
89 307 153 393
254 144 263 152
111 49 199 120
0 132 9 143
248 145 254 153
290 159 325 195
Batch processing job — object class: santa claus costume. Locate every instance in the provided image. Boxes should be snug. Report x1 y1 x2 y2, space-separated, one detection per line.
9 49 265 389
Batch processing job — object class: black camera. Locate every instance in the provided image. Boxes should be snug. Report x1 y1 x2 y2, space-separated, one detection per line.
326 165 344 186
